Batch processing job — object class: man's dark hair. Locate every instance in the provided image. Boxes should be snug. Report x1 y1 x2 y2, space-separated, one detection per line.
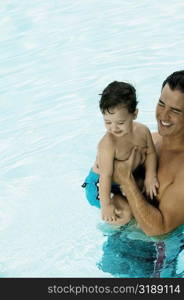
99 81 138 114
162 70 184 93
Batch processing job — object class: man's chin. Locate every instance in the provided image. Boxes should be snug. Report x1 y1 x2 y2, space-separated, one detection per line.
158 127 171 137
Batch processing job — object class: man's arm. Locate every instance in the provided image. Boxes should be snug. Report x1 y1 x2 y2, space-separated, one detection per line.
113 149 184 236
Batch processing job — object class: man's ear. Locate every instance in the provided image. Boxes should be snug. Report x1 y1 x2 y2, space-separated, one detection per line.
133 109 138 120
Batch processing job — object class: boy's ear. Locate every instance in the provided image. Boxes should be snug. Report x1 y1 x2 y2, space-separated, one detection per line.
133 109 138 120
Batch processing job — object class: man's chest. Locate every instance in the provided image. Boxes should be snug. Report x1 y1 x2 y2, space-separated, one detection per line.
157 151 184 199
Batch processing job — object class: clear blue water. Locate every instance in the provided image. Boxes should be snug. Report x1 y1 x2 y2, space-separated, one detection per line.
0 0 184 277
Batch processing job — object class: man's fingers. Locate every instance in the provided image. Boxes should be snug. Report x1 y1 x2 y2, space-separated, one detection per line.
141 152 146 164
142 186 146 193
129 146 137 157
146 186 149 195
135 146 147 164
128 146 138 168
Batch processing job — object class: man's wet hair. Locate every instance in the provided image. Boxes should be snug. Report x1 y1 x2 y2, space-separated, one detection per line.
99 81 138 114
162 70 184 93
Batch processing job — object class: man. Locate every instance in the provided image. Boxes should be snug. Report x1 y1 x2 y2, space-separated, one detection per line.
113 70 184 236
98 71 184 278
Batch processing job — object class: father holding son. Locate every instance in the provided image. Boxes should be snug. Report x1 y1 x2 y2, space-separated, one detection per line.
113 70 184 236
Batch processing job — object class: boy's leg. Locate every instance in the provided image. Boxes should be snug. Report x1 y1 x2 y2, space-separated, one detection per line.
108 194 133 226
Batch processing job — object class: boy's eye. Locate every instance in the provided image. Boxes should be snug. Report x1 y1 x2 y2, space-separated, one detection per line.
118 122 124 124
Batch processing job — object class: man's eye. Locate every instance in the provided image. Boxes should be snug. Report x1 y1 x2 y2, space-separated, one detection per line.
171 110 181 115
118 123 124 125
158 102 165 107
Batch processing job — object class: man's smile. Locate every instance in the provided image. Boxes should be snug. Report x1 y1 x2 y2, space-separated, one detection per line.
160 120 172 127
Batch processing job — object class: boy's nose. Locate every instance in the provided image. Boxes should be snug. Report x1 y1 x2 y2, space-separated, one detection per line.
111 124 118 131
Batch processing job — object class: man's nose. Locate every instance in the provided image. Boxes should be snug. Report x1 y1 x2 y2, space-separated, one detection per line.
160 108 170 120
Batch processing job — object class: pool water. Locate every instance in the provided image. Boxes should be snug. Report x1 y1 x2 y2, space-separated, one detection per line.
0 0 184 277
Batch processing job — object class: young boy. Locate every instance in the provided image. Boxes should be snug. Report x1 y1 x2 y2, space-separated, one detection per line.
82 81 159 226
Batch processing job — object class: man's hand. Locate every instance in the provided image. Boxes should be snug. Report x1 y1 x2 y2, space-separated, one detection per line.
113 146 146 184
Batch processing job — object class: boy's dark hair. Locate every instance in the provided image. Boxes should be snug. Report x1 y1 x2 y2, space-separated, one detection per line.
99 81 138 114
162 70 184 93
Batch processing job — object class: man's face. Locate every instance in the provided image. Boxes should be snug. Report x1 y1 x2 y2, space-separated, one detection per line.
156 83 184 137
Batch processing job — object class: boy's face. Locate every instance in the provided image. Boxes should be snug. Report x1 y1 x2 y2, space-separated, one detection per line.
103 105 137 137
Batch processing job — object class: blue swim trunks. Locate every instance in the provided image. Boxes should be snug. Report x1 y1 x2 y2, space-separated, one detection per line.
82 168 122 208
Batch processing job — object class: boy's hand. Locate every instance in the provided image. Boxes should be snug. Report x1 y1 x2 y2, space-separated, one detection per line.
101 203 117 222
144 176 159 199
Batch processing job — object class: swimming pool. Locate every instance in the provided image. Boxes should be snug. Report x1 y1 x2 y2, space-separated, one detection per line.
0 0 184 277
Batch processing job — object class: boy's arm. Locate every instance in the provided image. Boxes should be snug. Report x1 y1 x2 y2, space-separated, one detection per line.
98 135 115 208
144 127 157 176
144 128 159 197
